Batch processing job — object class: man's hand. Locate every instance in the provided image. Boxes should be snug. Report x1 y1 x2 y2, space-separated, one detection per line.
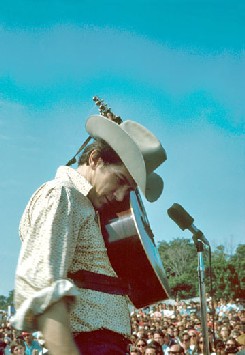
37 299 80 355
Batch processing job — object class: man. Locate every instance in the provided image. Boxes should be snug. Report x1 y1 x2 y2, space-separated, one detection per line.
225 337 239 354
179 333 192 354
22 332 42 355
11 114 167 355
153 330 165 347
220 325 230 342
188 329 197 351
162 332 175 354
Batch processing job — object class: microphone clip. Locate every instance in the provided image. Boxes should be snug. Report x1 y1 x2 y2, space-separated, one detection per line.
192 230 205 251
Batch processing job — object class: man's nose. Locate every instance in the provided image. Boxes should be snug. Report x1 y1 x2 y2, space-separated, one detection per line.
113 187 128 201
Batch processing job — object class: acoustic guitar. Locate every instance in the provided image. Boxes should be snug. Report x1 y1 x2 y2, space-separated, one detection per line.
100 189 171 308
93 96 171 308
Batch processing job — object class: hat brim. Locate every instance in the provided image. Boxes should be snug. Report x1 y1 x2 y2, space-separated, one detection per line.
86 115 163 201
145 172 164 202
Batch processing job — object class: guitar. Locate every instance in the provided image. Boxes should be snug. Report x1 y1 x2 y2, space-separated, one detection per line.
94 96 171 308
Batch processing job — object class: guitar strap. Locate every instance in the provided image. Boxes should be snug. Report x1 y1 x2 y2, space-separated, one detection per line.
68 269 131 296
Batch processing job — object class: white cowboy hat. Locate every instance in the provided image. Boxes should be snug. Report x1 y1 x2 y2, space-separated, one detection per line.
86 115 167 202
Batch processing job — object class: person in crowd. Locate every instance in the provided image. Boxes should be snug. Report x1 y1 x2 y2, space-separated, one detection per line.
0 340 6 355
193 320 202 333
215 339 226 355
193 334 215 355
179 303 189 317
9 342 25 355
145 340 163 355
3 337 11 355
130 334 138 346
153 330 165 348
162 332 175 354
152 306 162 320
147 331 155 344
135 337 147 354
219 326 231 343
22 333 42 355
173 328 180 344
130 345 142 355
224 337 240 354
168 343 185 354
179 333 192 354
11 113 167 355
188 329 198 352
167 327 175 339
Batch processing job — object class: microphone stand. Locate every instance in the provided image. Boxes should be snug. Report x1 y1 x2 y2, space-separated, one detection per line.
192 231 210 355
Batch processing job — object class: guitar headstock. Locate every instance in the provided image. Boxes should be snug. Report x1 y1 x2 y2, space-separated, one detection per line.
66 96 122 166
93 96 123 125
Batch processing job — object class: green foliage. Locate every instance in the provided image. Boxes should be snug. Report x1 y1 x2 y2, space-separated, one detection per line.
158 238 198 299
158 239 244 300
0 290 14 311
230 244 245 297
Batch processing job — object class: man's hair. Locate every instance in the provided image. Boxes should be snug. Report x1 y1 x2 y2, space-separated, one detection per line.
78 138 123 166
129 345 141 354
179 332 190 342
146 340 164 354
153 329 164 337
169 344 184 353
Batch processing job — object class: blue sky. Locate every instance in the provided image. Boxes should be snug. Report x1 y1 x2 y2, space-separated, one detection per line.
0 0 244 296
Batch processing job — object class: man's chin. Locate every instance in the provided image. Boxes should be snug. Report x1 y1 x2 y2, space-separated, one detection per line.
93 198 109 211
97 201 110 211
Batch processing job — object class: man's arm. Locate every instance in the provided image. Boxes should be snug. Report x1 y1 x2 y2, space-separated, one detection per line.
37 299 80 355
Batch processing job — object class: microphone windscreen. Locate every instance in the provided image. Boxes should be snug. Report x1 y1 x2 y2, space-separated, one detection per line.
167 203 194 230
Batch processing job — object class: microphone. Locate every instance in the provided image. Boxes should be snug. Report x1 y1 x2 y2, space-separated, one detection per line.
167 203 210 246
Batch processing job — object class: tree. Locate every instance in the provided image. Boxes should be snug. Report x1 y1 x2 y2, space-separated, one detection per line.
158 238 198 299
206 245 241 299
0 290 14 311
158 239 244 300
229 244 245 298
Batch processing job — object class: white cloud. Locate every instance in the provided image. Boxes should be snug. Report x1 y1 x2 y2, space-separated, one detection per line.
0 25 244 122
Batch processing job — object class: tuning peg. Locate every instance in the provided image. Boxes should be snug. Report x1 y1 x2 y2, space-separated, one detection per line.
115 116 122 124
99 104 107 111
97 100 104 106
93 96 122 124
92 96 105 106
104 107 111 114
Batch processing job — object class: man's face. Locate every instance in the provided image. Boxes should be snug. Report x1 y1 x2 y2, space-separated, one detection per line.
89 159 136 210
188 331 197 343
181 335 190 349
12 345 25 354
153 333 164 345
225 339 238 353
167 327 174 336
220 327 229 337
24 333 32 344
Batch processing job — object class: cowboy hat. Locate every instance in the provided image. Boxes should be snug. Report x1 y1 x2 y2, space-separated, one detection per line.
86 115 167 202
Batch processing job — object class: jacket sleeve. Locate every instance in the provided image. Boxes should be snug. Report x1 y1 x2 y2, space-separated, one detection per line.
11 183 86 331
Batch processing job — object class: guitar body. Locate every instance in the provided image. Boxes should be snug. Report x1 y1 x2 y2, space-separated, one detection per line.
100 191 171 308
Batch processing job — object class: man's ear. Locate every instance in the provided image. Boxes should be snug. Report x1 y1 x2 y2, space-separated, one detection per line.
89 150 103 169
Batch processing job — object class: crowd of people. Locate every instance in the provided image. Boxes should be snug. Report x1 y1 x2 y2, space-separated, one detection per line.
128 297 244 354
0 296 244 354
